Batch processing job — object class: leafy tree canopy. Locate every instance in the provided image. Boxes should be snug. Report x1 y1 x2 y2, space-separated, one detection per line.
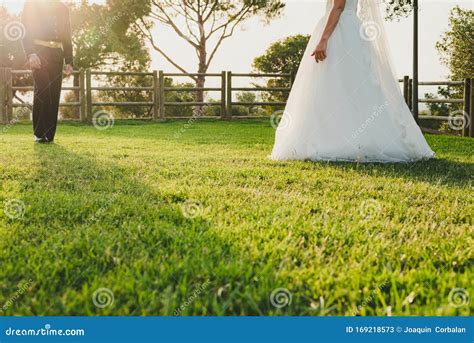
436 6 473 81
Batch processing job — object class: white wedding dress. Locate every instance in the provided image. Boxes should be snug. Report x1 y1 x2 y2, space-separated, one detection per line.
271 0 435 163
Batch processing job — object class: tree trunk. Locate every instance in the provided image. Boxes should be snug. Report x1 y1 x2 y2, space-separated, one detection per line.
195 41 207 116
196 73 205 102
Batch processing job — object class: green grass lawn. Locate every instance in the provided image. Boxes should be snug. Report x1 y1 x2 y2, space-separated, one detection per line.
0 119 472 316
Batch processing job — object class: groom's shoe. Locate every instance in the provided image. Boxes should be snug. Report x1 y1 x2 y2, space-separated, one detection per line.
34 136 49 144
34 135 45 143
44 136 55 144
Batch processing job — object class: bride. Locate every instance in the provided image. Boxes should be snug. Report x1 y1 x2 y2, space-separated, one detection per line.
271 0 435 163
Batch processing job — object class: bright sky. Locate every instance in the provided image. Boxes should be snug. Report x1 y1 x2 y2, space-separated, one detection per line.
2 0 473 82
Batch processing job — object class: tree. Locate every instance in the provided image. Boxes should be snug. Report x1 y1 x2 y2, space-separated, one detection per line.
164 78 198 117
71 2 149 71
422 88 453 132
1 6 33 118
253 34 309 103
422 6 473 134
436 6 473 82
1 2 151 119
108 0 285 105
425 88 452 118
384 0 414 20
236 91 258 115
62 1 151 118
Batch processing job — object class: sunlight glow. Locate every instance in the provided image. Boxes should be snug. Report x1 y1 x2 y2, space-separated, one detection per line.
1 0 106 14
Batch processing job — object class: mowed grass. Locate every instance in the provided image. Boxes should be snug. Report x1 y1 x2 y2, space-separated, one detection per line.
0 119 472 316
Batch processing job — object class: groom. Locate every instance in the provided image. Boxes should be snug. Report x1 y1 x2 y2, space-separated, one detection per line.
21 0 74 143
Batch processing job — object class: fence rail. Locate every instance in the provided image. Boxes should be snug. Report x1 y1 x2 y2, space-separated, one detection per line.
398 77 473 137
0 68 472 137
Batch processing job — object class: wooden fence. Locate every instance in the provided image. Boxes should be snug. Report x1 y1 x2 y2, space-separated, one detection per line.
399 76 473 137
0 68 472 137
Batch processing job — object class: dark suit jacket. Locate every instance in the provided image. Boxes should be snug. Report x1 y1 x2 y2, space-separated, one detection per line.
21 1 74 66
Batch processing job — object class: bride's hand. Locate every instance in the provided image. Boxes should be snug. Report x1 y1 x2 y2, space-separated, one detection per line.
311 39 328 63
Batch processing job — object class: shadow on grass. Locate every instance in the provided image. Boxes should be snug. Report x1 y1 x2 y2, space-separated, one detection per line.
3 140 468 316
2 143 247 316
300 157 473 189
19 144 359 316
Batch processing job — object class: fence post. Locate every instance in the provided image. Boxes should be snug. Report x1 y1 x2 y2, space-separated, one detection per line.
221 71 227 119
0 68 5 124
290 72 296 88
79 69 86 122
463 78 471 137
403 76 409 106
152 70 159 121
226 71 232 120
5 68 12 123
159 70 165 120
408 78 413 111
470 78 474 138
85 68 92 122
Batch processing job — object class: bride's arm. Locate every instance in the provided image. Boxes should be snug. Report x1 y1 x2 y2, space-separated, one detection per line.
312 0 346 63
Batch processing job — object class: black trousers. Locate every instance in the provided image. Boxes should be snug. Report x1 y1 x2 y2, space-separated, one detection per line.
32 46 64 142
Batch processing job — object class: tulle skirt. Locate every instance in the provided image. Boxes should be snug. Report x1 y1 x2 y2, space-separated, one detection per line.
271 12 435 163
